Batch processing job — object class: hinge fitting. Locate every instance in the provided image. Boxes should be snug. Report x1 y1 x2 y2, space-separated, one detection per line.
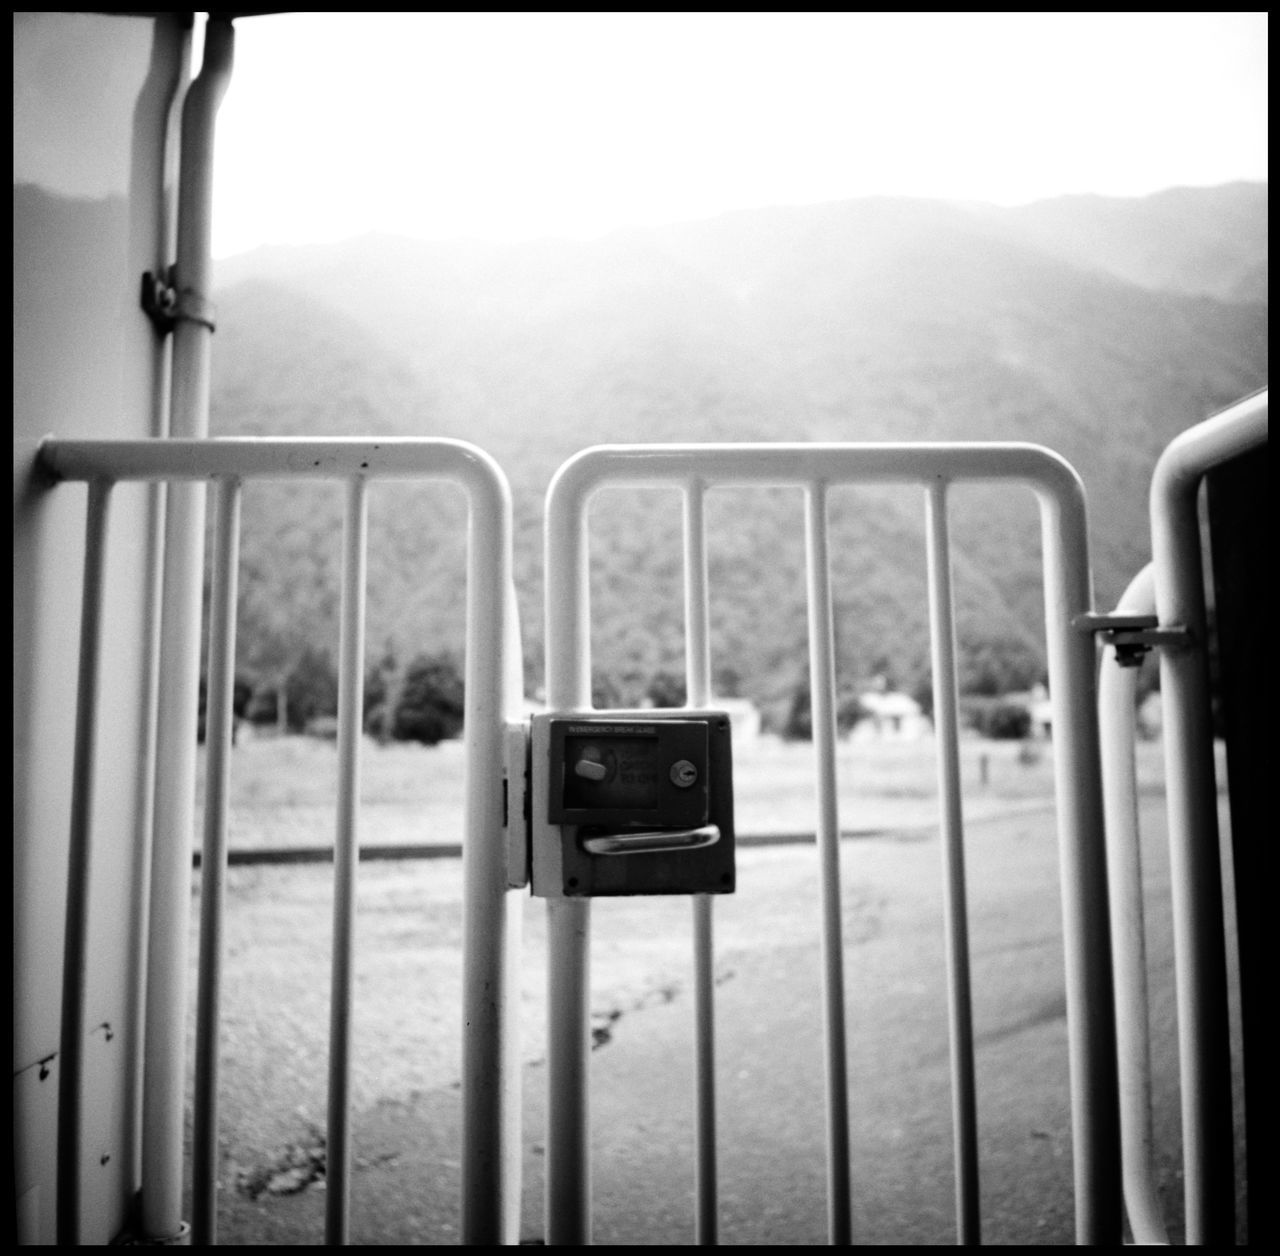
1072 613 1192 668
141 269 216 335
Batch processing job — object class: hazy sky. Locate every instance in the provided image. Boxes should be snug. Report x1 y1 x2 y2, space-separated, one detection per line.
209 12 1268 259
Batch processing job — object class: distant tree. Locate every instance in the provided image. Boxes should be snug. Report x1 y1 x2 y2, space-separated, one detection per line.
785 678 813 741
233 517 340 734
713 665 744 699
285 648 338 733
959 638 1044 696
591 668 622 710
984 701 1033 741
392 652 465 744
646 670 687 708
363 645 400 742
784 677 868 740
959 696 1033 740
197 673 254 744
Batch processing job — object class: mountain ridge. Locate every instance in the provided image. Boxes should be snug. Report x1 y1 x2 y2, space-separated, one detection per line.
206 184 1267 711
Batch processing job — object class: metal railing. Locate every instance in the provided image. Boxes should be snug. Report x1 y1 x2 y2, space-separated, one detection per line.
38 436 522 1246
541 441 1122 1245
47 416 1259 1245
1097 387 1268 1245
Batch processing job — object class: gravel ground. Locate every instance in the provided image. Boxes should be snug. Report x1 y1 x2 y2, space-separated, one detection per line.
185 785 1245 1244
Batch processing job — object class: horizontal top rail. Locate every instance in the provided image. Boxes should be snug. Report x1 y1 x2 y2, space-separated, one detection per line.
548 439 1085 498
545 440 1091 713
37 436 508 493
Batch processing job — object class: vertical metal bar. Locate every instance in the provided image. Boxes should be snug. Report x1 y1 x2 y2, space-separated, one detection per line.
56 479 112 1248
684 478 712 707
141 473 207 1240
1154 499 1231 1248
924 482 980 1244
1036 480 1121 1244
326 477 368 1245
684 479 718 1244
1097 565 1169 1246
544 468 594 1245
460 453 521 1244
691 897 717 1245
803 481 852 1245
191 477 241 1246
546 898 593 1245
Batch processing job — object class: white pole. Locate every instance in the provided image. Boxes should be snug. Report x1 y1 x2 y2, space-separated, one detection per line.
684 479 718 1245
326 476 368 1244
804 481 853 1245
459 450 522 1244
543 459 595 1245
56 479 113 1247
924 481 980 1244
190 478 241 1246
141 15 235 1241
1096 564 1170 1245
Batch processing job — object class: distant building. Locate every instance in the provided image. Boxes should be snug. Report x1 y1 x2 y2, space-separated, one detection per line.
851 689 931 741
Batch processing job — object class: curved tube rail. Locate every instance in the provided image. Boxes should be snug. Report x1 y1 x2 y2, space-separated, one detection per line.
542 441 1121 1245
1149 388 1268 1244
39 436 521 1246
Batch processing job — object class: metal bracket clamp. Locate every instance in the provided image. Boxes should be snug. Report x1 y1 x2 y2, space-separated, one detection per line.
1072 612 1193 667
140 270 217 335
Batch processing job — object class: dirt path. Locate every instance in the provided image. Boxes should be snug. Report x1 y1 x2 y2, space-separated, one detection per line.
198 796 1242 1244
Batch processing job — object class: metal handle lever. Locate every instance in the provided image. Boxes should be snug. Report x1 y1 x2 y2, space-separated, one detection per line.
581 824 720 856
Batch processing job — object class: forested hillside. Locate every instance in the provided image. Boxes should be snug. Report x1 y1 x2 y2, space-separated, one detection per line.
209 185 1267 724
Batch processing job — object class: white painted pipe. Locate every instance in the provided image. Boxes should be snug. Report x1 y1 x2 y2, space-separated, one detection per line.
190 477 241 1246
56 480 113 1247
1149 388 1267 1244
127 19 192 1200
804 481 853 1246
140 14 235 1241
326 476 368 1244
544 459 594 1246
1096 563 1170 1246
458 446 522 1245
683 479 712 707
683 479 718 1245
924 481 980 1244
1031 456 1121 1245
691 894 717 1246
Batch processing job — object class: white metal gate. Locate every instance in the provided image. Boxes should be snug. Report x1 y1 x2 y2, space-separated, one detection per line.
35 405 1265 1244
37 437 522 1246
538 441 1119 1245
